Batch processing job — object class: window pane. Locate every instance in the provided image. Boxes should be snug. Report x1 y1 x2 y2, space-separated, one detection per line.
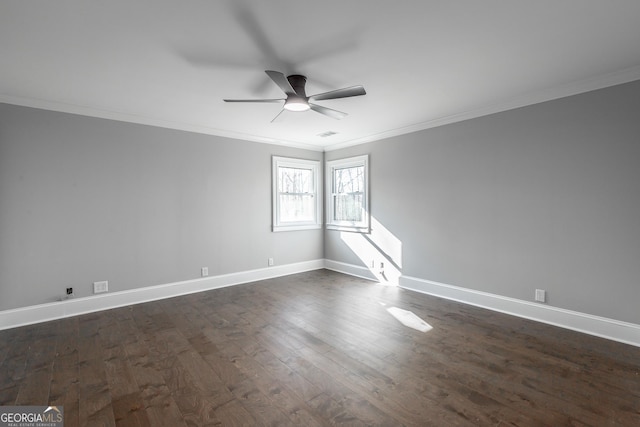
279 167 312 193
333 193 363 222
280 194 315 222
334 166 364 193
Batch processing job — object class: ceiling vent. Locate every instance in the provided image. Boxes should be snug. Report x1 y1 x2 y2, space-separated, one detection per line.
317 131 338 138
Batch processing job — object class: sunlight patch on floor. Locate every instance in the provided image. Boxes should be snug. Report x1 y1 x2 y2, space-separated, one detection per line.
386 307 433 332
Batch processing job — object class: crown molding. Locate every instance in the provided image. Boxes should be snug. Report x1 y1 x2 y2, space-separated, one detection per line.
0 95 324 152
3 65 640 153
324 65 640 151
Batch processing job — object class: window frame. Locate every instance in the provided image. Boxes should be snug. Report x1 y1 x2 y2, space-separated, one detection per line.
272 156 322 232
325 155 370 233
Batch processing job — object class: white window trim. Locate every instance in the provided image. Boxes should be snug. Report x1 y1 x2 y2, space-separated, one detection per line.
272 156 322 232
326 154 370 233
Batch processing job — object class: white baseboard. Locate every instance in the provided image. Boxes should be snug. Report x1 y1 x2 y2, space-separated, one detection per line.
400 274 640 348
324 259 378 281
4 259 639 348
0 259 324 331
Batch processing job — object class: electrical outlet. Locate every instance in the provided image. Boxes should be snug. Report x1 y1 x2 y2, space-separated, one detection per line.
201 267 209 277
268 258 274 266
66 287 73 295
93 280 108 294
535 289 546 303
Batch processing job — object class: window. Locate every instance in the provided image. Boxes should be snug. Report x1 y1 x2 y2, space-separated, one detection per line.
272 156 321 231
326 155 369 232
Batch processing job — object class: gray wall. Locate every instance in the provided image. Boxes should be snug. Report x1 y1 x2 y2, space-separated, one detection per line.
326 80 640 324
0 104 323 311
3 80 640 325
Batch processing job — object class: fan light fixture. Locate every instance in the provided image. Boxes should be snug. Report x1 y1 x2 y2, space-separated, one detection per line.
284 97 310 112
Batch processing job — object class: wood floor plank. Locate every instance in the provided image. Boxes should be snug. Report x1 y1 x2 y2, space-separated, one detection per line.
236 338 324 407
14 367 52 405
112 392 151 427
0 384 18 405
222 339 326 427
1 270 639 426
171 387 225 426
199 349 248 395
104 346 140 400
212 399 257 427
79 384 116 427
49 352 79 413
139 383 187 427
226 376 296 427
0 353 28 390
176 350 232 399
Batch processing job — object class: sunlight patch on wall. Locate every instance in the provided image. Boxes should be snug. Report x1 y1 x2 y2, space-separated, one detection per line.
340 216 402 285
386 307 433 332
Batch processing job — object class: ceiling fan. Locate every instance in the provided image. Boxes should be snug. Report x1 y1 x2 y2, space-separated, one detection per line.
223 70 366 122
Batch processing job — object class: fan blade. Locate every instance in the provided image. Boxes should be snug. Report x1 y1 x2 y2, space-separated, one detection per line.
271 109 287 123
223 98 283 103
309 85 366 101
233 5 288 72
265 70 297 96
309 103 348 120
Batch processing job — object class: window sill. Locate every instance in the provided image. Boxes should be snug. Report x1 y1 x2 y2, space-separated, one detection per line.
326 224 370 234
273 224 322 232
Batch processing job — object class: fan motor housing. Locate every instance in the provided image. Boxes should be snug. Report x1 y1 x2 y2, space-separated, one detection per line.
287 75 307 97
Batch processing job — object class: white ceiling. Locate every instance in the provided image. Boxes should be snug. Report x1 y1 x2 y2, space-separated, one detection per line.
2 1 640 151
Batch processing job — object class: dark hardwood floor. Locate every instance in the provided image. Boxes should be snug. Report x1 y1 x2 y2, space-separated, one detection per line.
1 269 639 426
